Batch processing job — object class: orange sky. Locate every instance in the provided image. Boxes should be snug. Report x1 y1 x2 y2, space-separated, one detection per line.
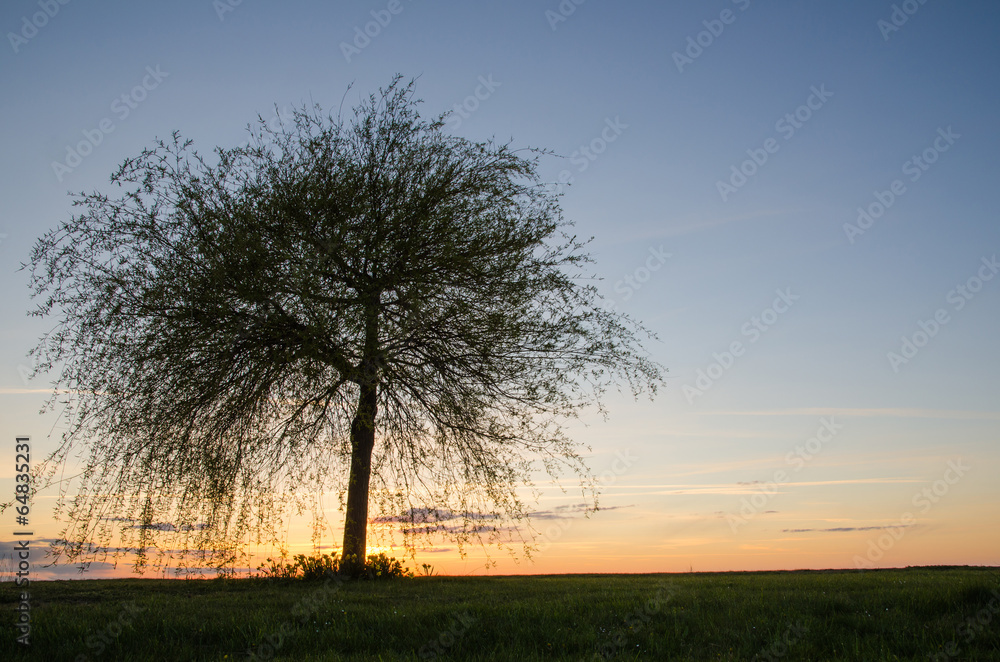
4 397 997 580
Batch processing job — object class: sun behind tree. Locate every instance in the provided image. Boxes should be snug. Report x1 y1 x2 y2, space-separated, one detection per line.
24 76 664 577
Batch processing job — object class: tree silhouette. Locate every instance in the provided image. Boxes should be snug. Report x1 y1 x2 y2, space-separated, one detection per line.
25 77 663 576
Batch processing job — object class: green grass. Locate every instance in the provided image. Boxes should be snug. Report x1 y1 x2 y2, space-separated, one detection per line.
1 566 998 660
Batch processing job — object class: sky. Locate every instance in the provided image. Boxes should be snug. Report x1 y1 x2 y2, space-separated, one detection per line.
0 0 998 579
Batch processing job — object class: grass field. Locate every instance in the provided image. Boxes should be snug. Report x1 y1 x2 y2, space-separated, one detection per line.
1 566 998 661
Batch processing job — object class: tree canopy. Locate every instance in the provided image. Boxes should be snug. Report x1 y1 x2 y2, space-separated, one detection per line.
24 76 664 575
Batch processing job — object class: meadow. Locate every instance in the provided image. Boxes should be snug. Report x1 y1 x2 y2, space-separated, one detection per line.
1 566 998 661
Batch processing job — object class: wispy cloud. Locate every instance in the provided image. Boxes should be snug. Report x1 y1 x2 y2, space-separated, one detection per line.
699 408 1000 420
372 508 496 524
100 516 209 532
0 538 63 556
587 477 920 497
529 503 632 520
401 523 497 535
783 524 917 533
134 522 209 532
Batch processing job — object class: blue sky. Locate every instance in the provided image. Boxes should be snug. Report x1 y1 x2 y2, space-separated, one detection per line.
1 0 998 577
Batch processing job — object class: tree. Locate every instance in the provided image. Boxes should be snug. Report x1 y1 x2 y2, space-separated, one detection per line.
25 76 664 577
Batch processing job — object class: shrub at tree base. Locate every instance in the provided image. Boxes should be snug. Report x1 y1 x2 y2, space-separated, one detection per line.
256 552 412 580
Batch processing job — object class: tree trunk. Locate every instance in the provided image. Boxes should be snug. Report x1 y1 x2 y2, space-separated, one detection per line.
341 380 377 577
